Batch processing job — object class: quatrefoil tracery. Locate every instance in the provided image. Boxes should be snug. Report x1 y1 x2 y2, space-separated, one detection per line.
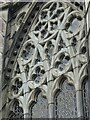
21 41 35 60
18 2 86 85
7 1 88 119
31 66 46 84
32 2 84 40
9 76 23 97
55 52 70 71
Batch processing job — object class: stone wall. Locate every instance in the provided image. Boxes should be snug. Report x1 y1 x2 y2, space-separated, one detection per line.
87 1 90 117
0 5 8 120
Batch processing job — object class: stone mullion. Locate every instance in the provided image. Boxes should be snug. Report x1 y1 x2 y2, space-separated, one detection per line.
65 29 84 118
48 81 54 118
23 93 30 118
85 1 90 117
21 71 30 118
72 52 84 117
47 67 54 118
74 66 84 117
75 3 88 118
76 89 83 118
48 102 54 118
48 80 54 118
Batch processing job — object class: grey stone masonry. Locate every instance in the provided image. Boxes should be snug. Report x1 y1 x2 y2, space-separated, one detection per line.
0 1 90 119
0 4 8 120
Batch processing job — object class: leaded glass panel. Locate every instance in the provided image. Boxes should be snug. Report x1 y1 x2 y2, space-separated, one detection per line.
30 92 49 118
5 1 88 119
54 80 77 118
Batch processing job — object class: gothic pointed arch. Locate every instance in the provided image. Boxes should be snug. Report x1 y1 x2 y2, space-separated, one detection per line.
3 1 88 119
29 90 49 118
54 78 77 118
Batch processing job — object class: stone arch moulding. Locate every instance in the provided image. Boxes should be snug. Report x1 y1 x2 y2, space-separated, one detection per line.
4 1 89 119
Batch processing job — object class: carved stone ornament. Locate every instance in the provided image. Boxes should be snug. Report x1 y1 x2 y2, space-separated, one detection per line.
6 1 88 118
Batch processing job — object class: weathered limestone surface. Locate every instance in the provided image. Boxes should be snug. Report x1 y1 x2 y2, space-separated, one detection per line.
5 2 88 119
0 7 8 120
0 1 90 119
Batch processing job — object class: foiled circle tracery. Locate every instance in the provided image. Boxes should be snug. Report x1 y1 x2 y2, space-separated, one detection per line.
7 2 88 119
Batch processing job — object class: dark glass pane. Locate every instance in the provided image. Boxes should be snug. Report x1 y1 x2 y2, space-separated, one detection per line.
31 92 49 118
54 80 77 118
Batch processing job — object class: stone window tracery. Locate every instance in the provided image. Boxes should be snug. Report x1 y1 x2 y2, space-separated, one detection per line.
6 1 88 119
8 100 24 118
